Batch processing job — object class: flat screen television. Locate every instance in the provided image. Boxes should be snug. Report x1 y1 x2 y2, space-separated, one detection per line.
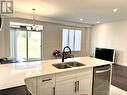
95 47 115 62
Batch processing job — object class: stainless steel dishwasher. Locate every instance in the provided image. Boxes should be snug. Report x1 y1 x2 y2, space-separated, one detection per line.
92 65 111 95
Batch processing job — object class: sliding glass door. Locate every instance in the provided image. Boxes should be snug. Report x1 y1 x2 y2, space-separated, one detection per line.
28 31 41 61
10 28 42 62
17 30 27 61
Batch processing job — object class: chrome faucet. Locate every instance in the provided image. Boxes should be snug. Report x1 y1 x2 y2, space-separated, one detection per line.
62 46 71 62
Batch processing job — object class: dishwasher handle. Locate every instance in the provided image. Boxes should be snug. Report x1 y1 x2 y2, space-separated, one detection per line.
95 68 111 74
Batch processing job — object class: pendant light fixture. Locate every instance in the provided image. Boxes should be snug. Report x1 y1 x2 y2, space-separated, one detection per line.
27 8 43 31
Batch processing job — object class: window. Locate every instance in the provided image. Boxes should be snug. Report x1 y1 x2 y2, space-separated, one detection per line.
62 29 81 51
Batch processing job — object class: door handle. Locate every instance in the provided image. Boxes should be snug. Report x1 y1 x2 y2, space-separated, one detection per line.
53 87 55 95
75 81 77 92
96 68 111 74
77 81 79 92
75 81 79 92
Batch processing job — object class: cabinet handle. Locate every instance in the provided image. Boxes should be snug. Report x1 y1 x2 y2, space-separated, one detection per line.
75 81 77 92
75 81 79 92
77 81 79 92
53 87 55 95
42 78 52 82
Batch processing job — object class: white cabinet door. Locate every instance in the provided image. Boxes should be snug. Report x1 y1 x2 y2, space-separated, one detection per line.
38 84 54 95
76 76 92 95
37 74 55 95
55 79 76 95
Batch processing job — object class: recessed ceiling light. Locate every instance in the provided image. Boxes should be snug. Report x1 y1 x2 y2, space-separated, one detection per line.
97 21 100 24
80 18 83 21
113 8 118 12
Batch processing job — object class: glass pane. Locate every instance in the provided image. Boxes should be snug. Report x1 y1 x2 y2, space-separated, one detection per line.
28 31 41 61
62 29 69 49
16 30 27 61
10 29 16 59
69 29 74 50
74 30 81 51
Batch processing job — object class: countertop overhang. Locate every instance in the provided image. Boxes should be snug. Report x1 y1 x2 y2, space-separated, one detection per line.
0 57 113 90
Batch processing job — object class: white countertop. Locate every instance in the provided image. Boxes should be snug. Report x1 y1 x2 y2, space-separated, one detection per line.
0 57 112 90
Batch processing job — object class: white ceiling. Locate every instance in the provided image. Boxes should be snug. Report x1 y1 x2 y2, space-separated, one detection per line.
15 0 127 25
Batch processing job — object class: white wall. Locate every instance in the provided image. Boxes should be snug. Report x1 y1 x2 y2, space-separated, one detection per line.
91 19 127 66
0 17 91 60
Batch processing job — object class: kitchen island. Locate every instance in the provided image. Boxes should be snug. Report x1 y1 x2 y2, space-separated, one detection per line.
0 57 112 95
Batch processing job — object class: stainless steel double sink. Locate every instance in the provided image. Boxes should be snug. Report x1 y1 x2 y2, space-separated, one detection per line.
52 61 85 69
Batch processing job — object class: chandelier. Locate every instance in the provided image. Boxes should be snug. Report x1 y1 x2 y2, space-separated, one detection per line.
27 8 43 31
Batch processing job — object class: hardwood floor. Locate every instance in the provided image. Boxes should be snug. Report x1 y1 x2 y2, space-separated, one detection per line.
0 85 31 95
112 64 127 91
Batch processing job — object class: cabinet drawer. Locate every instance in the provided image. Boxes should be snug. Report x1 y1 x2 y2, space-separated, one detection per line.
37 74 55 86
